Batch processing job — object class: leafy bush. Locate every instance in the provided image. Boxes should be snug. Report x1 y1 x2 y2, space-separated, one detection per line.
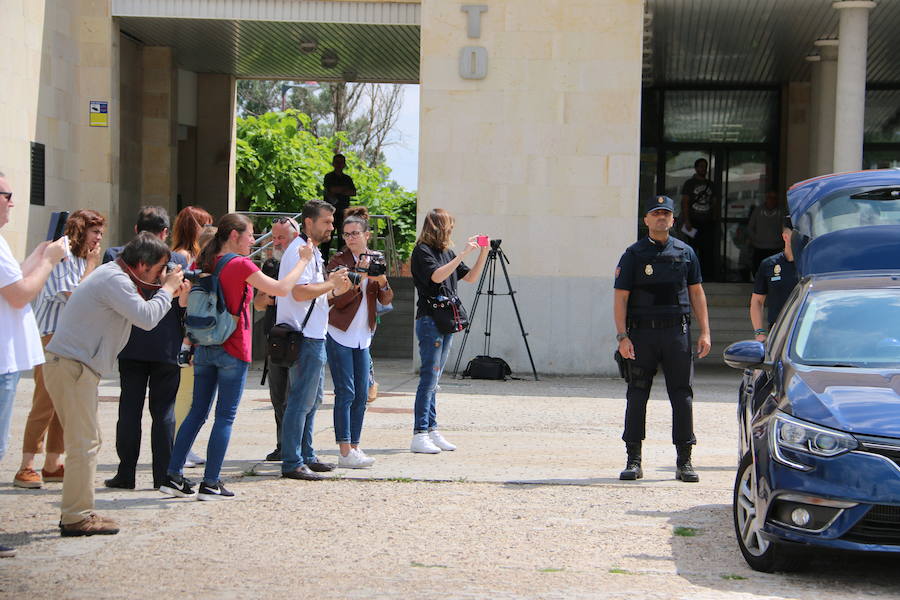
236 110 417 260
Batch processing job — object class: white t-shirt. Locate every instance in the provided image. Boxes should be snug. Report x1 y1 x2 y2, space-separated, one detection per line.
0 236 45 373
276 236 330 340
327 277 372 350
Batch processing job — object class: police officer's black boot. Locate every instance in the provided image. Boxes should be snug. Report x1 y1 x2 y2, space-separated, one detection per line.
675 444 699 483
619 442 643 480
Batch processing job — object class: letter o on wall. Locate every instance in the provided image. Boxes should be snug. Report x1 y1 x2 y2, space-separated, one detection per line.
459 46 488 80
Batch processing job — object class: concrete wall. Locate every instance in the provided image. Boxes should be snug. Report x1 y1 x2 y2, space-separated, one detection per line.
0 0 118 258
196 74 237 218
784 82 812 189
417 0 644 374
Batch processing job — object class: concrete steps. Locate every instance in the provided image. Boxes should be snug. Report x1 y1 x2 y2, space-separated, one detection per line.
699 282 754 361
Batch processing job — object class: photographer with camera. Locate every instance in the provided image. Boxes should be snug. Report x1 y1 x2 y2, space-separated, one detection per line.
45 232 189 536
253 216 300 461
14 210 105 490
278 200 352 481
325 207 393 468
409 209 488 454
102 207 191 491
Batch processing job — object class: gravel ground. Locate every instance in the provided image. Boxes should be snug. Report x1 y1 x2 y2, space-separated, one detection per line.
0 361 897 599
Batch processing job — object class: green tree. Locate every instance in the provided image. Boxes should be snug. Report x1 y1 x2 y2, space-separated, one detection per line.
236 110 416 260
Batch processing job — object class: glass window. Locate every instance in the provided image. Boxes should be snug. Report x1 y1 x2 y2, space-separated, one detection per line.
801 187 900 237
791 289 900 367
663 90 778 143
865 90 900 144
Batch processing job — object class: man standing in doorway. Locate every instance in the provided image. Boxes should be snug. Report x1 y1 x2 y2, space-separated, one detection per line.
614 195 711 483
279 200 350 480
254 216 300 461
322 153 356 258
680 158 720 280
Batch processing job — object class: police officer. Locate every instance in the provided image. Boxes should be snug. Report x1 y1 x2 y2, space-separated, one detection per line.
613 195 711 483
750 216 798 341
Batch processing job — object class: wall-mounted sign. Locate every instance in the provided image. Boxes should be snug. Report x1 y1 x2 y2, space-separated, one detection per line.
460 5 488 80
89 100 108 127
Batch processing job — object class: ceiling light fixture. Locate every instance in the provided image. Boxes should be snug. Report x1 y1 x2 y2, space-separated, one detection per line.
299 39 318 53
321 49 339 69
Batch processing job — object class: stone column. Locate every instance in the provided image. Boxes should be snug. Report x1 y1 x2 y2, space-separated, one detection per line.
418 0 644 374
195 74 236 218
814 39 839 176
140 46 178 215
832 0 876 173
805 54 821 177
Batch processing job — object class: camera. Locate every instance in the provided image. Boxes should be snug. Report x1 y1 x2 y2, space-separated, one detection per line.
177 344 193 367
354 252 387 277
167 261 202 282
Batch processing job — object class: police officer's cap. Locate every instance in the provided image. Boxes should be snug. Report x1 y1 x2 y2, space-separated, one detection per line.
646 195 675 215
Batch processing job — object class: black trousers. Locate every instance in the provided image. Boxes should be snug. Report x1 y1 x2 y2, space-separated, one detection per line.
267 363 290 450
688 223 716 280
622 325 696 445
114 359 180 488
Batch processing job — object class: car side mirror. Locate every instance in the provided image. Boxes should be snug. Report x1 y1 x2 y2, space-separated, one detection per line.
723 340 769 370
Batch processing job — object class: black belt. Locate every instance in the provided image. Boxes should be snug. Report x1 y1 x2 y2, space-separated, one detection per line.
627 315 689 330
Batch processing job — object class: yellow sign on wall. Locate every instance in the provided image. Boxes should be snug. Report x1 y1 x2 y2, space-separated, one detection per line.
89 100 108 127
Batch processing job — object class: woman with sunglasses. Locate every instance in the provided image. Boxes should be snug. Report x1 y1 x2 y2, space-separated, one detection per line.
325 207 393 467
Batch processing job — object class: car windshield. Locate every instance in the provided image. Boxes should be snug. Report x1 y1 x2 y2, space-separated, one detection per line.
791 288 900 368
803 187 900 237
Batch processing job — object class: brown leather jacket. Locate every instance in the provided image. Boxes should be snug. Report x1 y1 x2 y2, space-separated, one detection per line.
326 249 394 332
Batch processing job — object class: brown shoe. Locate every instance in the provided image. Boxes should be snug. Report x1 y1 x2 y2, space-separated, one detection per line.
60 513 119 537
367 381 379 403
13 468 42 489
41 465 65 482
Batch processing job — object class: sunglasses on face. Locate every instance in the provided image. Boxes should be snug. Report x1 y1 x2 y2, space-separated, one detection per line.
0 192 11 202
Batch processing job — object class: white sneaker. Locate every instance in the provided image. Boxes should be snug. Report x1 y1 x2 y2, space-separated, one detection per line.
410 433 441 454
339 449 375 469
187 450 205 465
429 430 456 451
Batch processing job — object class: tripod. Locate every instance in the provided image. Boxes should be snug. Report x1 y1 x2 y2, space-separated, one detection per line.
451 241 539 380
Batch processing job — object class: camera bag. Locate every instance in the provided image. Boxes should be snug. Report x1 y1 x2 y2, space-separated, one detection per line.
266 255 318 367
463 355 512 380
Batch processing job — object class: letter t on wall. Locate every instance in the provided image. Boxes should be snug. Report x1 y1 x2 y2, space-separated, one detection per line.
461 5 488 39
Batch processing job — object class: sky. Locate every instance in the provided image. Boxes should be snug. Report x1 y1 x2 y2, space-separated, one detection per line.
381 84 420 192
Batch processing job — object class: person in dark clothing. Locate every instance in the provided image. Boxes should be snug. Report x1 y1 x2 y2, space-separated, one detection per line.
750 217 798 340
614 195 711 483
321 154 356 258
103 206 187 490
680 158 720 280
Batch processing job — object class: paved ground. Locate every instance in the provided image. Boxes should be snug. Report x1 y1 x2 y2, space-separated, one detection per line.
0 359 897 599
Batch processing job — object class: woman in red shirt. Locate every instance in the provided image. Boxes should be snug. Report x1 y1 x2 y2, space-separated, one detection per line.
160 213 313 500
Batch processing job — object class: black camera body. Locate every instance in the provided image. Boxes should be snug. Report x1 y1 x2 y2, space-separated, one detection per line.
167 261 202 282
328 252 387 287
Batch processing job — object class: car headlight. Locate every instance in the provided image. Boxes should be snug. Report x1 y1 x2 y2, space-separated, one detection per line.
771 412 858 470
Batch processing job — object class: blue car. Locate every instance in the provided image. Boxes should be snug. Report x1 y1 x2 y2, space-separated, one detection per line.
724 169 900 572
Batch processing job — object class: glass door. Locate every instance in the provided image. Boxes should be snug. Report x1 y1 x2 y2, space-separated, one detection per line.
721 150 773 282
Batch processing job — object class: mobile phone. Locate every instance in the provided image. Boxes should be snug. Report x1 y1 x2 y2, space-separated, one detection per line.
477 235 489 247
46 211 69 241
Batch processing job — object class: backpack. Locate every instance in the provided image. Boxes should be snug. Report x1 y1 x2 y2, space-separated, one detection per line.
184 253 246 346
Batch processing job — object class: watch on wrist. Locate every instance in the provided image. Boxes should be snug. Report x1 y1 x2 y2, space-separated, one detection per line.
616 332 629 342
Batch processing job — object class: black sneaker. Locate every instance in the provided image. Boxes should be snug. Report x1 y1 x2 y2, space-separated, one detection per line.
158 474 196 498
265 448 282 462
104 476 135 490
197 481 235 500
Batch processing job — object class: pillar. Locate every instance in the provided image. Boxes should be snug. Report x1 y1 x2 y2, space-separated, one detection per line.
805 54 821 177
195 74 236 218
814 39 839 176
832 0 876 173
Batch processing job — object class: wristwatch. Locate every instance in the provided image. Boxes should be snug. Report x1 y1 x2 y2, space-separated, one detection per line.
616 332 629 342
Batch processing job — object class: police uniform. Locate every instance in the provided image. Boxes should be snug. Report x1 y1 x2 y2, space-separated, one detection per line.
614 195 703 482
752 251 798 329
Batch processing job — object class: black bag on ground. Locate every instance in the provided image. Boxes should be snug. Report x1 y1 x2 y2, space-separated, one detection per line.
463 355 512 380
427 295 469 334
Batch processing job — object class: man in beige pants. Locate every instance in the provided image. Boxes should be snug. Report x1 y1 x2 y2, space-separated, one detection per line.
45 233 187 536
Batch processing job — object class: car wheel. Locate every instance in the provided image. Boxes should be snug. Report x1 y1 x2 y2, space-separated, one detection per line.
733 453 799 572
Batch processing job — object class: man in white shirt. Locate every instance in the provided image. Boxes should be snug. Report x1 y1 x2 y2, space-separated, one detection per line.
278 200 350 480
0 172 68 557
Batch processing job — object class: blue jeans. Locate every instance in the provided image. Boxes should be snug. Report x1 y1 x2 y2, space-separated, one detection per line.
414 317 453 433
168 345 248 484
0 371 21 461
326 335 370 444
282 336 326 472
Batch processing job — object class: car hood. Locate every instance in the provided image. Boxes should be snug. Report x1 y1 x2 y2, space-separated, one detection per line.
788 366 900 437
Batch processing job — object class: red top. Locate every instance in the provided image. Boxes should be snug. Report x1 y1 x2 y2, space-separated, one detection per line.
215 255 259 362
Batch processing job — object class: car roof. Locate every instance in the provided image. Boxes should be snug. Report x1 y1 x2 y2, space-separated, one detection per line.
788 168 900 219
807 270 900 292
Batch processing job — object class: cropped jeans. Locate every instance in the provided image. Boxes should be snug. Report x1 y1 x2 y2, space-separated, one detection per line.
414 316 453 434
168 345 249 485
281 336 326 473
0 371 22 461
325 335 370 445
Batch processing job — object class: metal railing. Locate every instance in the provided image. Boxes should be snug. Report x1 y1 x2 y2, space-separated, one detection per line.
236 210 402 275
